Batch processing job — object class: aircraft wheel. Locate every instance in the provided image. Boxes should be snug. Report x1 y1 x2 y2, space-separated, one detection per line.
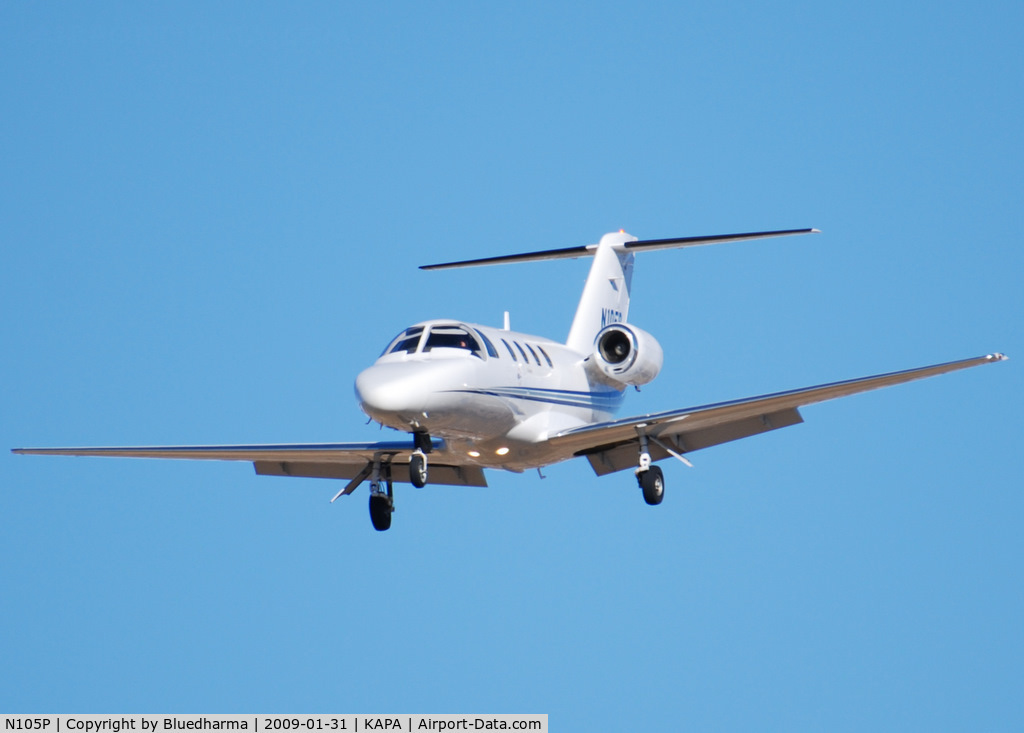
639 465 665 506
410 452 428 488
369 493 393 531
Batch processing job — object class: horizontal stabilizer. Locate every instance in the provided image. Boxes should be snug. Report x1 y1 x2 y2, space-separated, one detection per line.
624 228 819 253
420 244 594 270
420 228 818 270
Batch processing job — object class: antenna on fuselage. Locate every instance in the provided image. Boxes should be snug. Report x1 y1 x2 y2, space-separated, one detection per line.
503 311 510 330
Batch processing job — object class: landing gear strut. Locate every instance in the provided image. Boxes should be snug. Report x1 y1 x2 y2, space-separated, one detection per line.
634 431 665 505
340 433 435 530
413 430 433 454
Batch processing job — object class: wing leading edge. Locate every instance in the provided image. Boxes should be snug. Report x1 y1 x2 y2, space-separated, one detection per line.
548 353 1008 475
11 440 488 488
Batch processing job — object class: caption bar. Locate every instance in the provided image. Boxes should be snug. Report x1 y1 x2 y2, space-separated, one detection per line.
2 717 546 733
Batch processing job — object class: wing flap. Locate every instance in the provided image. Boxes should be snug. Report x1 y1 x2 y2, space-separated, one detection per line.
254 460 487 487
254 461 370 480
673 407 805 453
582 408 804 475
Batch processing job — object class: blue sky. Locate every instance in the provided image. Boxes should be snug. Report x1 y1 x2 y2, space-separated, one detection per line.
2 2 1021 728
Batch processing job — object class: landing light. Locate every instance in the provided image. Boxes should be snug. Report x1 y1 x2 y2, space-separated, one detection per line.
495 447 510 456
468 450 481 458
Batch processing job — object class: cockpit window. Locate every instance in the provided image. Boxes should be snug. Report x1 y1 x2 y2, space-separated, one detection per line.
423 325 483 357
384 327 424 355
473 328 499 358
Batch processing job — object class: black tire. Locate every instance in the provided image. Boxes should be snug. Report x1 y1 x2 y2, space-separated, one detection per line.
640 465 665 506
410 453 428 488
369 493 393 531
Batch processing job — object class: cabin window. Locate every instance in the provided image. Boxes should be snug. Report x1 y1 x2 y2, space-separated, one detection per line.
501 339 518 361
536 345 554 367
473 328 499 358
424 325 483 357
525 344 541 366
384 327 424 355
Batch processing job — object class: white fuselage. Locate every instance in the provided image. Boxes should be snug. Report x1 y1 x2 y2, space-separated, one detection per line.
355 319 625 472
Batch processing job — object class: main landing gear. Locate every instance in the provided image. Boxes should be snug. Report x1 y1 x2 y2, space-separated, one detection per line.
368 463 395 531
638 465 665 505
367 431 432 531
635 432 665 505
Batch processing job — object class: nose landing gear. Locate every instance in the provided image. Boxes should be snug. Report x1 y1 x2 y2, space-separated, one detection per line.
410 430 432 489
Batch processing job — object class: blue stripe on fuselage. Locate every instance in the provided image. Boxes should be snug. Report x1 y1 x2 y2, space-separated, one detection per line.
447 386 624 411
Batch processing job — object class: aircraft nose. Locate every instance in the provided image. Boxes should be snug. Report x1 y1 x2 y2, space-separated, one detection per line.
355 358 478 425
355 362 428 417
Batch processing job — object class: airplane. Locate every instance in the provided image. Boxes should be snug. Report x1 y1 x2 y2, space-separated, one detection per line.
13 228 1007 531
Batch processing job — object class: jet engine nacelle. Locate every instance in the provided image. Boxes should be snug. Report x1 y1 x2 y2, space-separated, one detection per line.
593 323 664 386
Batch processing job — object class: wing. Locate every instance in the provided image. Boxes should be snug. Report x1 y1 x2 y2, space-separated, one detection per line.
11 440 488 490
548 353 1008 475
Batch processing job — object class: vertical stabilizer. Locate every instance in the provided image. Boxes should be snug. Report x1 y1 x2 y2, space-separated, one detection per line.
419 228 820 352
566 231 637 353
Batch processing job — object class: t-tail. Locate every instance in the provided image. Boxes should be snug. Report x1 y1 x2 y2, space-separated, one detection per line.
565 230 636 353
420 227 819 352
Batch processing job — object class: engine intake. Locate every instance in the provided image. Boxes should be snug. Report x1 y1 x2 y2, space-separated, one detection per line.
593 324 663 386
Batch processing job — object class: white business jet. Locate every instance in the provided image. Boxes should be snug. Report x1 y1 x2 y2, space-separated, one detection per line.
14 229 1007 530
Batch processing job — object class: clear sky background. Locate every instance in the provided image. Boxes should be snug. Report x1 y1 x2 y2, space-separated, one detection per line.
2 2 1021 729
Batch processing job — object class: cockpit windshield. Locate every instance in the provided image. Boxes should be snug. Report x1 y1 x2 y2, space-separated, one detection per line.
423 325 483 356
382 324 485 358
382 327 424 356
